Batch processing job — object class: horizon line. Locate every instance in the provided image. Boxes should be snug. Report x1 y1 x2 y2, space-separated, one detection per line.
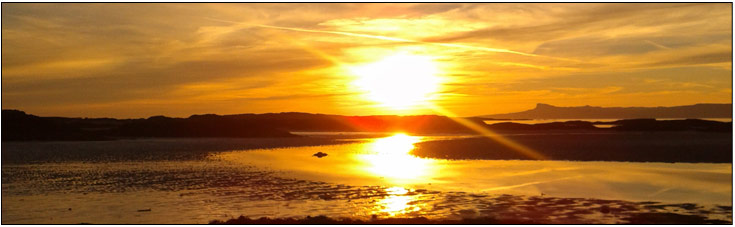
3 102 732 119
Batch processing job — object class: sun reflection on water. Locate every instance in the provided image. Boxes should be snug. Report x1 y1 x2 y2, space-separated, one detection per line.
356 133 439 217
357 133 439 183
371 186 423 217
370 133 419 155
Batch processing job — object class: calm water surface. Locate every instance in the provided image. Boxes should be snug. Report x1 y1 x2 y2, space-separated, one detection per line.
216 134 731 203
2 134 731 224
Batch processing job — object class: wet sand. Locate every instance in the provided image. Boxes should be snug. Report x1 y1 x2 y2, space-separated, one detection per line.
6 182 730 224
206 186 732 224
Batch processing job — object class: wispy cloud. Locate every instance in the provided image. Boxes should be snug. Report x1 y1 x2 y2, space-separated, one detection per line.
1 3 731 118
206 17 545 58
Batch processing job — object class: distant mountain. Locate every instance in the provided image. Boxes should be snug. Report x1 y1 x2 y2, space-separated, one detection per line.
480 103 733 119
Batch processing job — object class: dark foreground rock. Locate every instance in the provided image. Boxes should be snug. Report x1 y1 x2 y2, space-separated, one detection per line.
211 209 732 224
623 213 731 224
210 215 535 224
209 197 732 224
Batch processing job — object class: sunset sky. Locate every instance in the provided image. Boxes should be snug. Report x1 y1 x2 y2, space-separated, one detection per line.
2 3 732 118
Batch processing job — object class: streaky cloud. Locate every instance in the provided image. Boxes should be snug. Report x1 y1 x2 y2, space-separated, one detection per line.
204 17 572 61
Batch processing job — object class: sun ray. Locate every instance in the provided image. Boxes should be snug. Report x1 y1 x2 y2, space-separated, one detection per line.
428 103 548 160
207 17 549 161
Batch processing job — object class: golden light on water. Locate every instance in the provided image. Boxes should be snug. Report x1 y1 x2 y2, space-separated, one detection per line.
349 53 443 109
370 133 420 155
385 186 410 195
375 186 421 216
352 134 437 217
380 195 417 215
359 133 438 182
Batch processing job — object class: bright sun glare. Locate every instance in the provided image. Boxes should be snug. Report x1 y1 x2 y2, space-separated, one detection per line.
360 133 438 182
370 133 420 155
350 53 443 109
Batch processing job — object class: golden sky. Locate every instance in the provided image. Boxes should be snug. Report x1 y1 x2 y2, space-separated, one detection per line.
1 3 732 118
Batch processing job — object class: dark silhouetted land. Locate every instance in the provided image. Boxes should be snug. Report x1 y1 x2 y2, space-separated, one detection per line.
413 131 732 163
2 109 731 141
487 119 731 132
481 103 732 119
2 110 478 141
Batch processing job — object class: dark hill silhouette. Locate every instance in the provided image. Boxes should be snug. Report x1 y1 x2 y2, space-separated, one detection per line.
1 110 108 141
2 110 295 141
1 110 485 141
115 114 295 138
221 112 480 133
481 103 732 119
2 109 731 141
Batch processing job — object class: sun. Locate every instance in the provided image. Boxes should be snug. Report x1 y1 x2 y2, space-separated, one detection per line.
349 53 443 109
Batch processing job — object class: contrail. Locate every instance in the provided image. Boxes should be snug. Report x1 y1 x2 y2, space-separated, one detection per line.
644 40 672 50
204 17 543 58
256 24 538 57
204 18 344 65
